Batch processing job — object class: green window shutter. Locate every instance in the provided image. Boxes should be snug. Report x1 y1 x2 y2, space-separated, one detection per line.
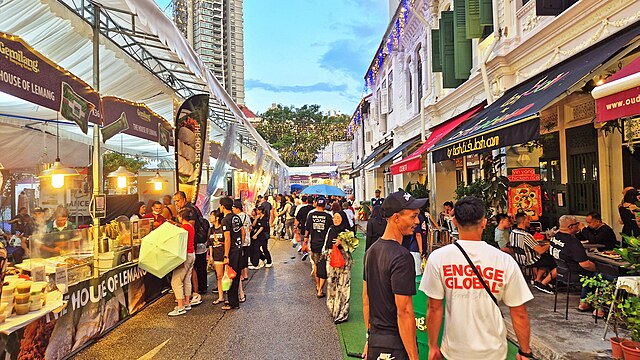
454 0 473 80
480 0 493 26
431 29 442 72
465 0 483 39
439 12 463 88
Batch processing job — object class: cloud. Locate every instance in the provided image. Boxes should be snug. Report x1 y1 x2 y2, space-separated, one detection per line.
319 39 374 79
245 80 348 93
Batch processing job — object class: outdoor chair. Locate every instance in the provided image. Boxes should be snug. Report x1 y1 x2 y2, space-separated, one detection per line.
511 247 533 283
554 258 582 320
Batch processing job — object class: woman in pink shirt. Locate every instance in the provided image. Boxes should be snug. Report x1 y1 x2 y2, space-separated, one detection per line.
168 208 196 316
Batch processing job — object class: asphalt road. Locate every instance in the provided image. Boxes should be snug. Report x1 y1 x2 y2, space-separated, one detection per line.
74 239 343 360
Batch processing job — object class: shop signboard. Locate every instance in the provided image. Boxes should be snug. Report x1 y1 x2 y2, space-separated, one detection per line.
0 263 166 359
174 94 209 204
508 183 542 220
507 168 541 182
102 96 173 147
0 32 100 131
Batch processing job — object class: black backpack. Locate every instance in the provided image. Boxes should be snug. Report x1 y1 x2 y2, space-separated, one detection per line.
194 216 210 244
289 203 297 217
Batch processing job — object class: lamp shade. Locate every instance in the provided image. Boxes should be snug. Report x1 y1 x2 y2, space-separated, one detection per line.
39 160 80 189
107 166 136 178
147 172 169 191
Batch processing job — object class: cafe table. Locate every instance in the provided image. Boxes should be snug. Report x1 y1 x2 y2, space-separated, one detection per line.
587 250 629 277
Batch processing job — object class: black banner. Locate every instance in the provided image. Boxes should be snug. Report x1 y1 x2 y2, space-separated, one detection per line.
0 263 167 360
174 95 209 204
432 118 541 162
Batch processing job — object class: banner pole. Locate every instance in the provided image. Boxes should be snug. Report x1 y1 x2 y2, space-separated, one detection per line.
91 5 102 277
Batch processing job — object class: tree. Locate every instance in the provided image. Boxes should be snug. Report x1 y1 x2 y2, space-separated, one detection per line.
103 152 148 177
255 104 350 167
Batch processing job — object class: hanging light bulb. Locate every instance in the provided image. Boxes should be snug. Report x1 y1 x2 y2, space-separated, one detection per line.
39 115 79 188
108 166 135 189
147 171 169 191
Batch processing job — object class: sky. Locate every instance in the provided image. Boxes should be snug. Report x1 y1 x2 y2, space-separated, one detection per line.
155 0 389 115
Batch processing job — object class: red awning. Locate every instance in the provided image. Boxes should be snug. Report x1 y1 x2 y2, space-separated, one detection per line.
593 56 640 122
390 103 485 175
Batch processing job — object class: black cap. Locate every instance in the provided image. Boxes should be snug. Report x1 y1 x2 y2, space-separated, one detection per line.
381 191 427 218
316 196 326 207
375 189 381 193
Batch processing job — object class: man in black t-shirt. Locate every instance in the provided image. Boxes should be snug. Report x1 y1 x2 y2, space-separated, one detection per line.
304 196 332 298
363 191 423 360
576 212 618 250
295 195 314 249
550 215 597 311
220 197 243 310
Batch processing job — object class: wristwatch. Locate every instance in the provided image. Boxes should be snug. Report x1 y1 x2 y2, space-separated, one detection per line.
224 255 228 259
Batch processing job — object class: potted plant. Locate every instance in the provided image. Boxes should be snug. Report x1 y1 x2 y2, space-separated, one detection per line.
581 275 625 359
621 296 640 359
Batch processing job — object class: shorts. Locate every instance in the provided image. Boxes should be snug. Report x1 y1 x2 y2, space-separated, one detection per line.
311 252 323 265
240 246 250 269
212 246 224 262
367 333 408 360
530 253 557 269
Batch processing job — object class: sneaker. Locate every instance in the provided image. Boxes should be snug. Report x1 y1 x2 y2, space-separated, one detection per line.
265 262 273 268
168 307 186 316
292 242 298 248
248 265 258 270
540 283 554 294
257 260 265 269
301 252 309 261
533 281 554 294
190 295 202 306
184 304 192 311
297 245 302 253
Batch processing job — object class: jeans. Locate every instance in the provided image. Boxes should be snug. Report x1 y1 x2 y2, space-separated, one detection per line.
194 252 207 292
227 250 242 307
171 253 195 300
255 237 272 264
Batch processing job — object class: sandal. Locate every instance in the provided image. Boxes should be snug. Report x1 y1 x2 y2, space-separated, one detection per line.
239 295 246 303
212 299 224 305
317 292 325 298
221 304 239 310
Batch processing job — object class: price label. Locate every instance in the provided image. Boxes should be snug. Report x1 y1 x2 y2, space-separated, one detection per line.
55 265 68 294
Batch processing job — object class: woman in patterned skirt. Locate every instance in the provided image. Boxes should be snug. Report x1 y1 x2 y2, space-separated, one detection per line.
325 210 353 324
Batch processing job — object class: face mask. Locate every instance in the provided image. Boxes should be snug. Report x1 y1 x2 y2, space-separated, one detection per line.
153 210 161 215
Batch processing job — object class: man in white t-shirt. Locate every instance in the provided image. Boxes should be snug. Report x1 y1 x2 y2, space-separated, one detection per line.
420 196 534 360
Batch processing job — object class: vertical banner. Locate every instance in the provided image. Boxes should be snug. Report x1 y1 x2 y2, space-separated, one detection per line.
175 94 209 204
201 123 236 215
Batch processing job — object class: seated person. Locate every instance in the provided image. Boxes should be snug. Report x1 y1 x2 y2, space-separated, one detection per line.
510 213 557 294
576 212 617 250
439 201 454 228
494 214 511 253
550 215 597 311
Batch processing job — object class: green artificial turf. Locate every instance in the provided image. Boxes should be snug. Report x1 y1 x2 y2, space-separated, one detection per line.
337 233 521 359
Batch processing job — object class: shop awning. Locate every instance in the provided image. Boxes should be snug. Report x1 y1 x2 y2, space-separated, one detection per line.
366 134 422 171
593 55 640 122
431 21 640 163
350 141 393 175
390 103 485 175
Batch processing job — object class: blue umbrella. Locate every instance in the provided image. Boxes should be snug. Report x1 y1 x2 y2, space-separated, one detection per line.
301 184 346 197
291 184 305 192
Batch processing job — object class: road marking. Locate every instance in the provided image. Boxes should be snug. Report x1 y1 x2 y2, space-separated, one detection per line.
137 338 170 360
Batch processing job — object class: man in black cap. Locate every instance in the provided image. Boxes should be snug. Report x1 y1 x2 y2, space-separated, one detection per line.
371 189 384 207
363 190 424 360
304 196 332 298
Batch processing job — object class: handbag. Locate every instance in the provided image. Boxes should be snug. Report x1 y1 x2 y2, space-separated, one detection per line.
329 244 345 268
454 242 503 317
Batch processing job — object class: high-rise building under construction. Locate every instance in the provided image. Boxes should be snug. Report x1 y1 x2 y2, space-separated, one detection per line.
173 0 245 105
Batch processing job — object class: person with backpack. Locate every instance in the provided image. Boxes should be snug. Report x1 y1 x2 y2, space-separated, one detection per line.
233 199 251 303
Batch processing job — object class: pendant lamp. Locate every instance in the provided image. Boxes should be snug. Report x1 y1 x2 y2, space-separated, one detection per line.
39 115 79 188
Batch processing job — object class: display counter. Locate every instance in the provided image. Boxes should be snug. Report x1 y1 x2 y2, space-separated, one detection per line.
0 218 168 359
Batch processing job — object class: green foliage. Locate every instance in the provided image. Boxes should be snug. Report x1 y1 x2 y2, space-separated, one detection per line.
103 152 148 177
617 234 640 275
453 153 508 247
255 104 350 167
404 179 430 211
581 274 621 338
621 297 640 341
